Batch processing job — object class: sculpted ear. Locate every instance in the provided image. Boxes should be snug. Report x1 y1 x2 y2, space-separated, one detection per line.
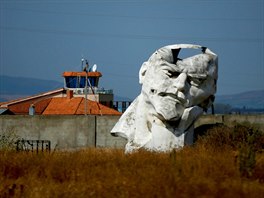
139 62 149 84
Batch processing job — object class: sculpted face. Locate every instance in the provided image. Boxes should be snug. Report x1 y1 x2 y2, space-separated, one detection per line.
140 45 217 121
111 44 218 152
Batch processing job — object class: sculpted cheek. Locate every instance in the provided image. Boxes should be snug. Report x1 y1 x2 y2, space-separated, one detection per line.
189 84 214 106
188 87 202 105
147 78 170 93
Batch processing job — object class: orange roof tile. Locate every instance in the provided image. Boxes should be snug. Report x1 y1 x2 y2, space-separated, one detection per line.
62 71 102 77
8 98 52 115
1 88 121 115
43 97 121 115
76 98 121 115
0 88 64 107
42 97 82 115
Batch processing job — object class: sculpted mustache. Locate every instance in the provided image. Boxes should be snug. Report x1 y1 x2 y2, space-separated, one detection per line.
158 92 188 105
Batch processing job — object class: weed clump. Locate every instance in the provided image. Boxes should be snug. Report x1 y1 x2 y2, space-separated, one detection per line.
0 127 19 151
196 123 264 180
196 123 264 151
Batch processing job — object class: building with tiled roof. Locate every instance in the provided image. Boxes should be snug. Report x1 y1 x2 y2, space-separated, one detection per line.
0 62 122 116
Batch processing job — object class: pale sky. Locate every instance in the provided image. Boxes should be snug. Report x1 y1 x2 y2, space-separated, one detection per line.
1 0 263 99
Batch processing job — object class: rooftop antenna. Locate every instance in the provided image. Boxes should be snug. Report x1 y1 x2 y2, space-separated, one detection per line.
81 56 85 71
91 64 97 72
81 58 102 116
83 59 89 72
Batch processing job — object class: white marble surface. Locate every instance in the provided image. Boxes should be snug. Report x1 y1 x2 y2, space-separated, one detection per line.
111 44 218 152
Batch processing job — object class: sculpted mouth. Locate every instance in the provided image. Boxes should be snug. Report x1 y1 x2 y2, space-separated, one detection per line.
159 93 177 99
158 92 186 104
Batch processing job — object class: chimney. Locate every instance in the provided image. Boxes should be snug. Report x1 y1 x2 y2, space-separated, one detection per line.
29 104 35 115
67 90 74 99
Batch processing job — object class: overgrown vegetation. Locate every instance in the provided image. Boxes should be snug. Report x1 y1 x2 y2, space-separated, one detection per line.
0 124 264 197
0 127 18 151
196 123 264 180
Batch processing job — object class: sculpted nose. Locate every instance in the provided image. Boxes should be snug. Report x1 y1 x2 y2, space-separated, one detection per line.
175 73 187 92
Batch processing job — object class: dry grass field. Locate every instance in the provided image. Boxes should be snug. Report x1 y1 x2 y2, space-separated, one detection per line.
1 124 264 197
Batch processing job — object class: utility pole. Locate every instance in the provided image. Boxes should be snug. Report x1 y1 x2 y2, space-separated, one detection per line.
83 59 89 116
85 71 88 116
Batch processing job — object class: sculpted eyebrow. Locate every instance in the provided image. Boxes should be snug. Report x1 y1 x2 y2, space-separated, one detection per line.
161 63 181 72
161 62 208 79
188 73 207 79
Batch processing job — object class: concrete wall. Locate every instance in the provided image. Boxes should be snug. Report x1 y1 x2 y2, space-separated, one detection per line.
195 114 264 131
96 116 126 148
0 115 96 150
1 114 263 150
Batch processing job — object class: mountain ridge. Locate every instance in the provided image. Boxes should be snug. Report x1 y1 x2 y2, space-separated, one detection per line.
0 75 63 101
1 75 264 109
215 89 264 109
0 75 131 102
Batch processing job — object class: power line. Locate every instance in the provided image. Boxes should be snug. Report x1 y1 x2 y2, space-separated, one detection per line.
1 6 262 22
0 25 262 43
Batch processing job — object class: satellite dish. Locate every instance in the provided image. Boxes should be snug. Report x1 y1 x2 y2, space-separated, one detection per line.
91 64 97 72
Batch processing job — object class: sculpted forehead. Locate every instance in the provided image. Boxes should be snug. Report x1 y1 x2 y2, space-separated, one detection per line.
148 44 218 79
177 54 214 77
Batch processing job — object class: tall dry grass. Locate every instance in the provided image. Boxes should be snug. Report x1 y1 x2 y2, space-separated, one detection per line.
0 124 264 197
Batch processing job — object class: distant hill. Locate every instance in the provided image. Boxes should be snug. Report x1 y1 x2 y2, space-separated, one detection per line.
1 75 263 109
0 75 135 103
0 75 63 102
215 90 264 109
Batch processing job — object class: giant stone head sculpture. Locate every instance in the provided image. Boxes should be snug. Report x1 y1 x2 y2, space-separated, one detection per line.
111 44 218 153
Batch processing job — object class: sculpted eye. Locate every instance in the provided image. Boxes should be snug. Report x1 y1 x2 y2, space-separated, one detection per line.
166 71 180 78
187 76 205 86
